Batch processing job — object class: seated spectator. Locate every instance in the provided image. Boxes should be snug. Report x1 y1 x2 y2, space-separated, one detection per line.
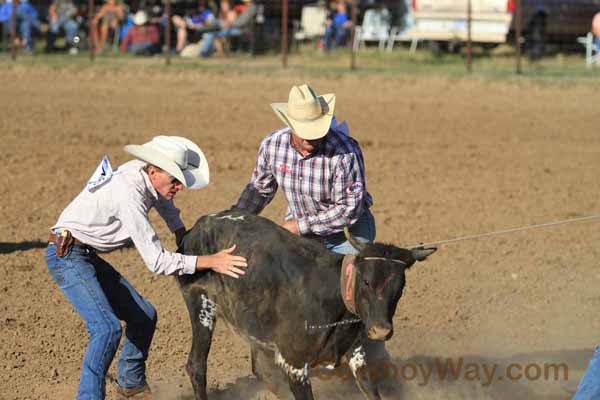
210 0 237 54
322 0 352 51
171 0 216 53
199 0 256 57
0 0 41 53
91 0 126 54
218 0 237 29
45 0 79 54
120 10 160 55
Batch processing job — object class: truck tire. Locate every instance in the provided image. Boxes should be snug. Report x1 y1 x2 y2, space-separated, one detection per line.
526 15 546 60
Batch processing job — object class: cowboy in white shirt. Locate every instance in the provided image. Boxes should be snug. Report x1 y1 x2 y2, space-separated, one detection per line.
45 136 247 400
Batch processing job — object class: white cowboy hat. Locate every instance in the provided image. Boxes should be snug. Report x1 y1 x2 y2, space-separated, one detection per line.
270 84 336 140
124 135 210 189
132 10 148 26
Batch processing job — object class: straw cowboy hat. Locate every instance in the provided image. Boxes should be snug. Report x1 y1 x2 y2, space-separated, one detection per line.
132 10 148 26
124 136 210 189
270 84 336 140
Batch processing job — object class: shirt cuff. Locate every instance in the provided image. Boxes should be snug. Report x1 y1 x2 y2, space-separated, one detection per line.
297 217 311 235
182 255 197 275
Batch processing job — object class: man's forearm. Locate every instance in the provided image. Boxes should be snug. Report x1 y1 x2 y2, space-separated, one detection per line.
174 227 187 247
235 184 273 215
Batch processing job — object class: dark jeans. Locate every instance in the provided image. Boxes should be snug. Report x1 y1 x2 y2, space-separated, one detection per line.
45 244 157 399
3 10 40 51
129 42 160 56
323 24 348 50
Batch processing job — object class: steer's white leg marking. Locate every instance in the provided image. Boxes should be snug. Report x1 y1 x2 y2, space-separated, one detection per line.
275 351 309 384
349 346 366 378
215 215 246 222
198 294 217 331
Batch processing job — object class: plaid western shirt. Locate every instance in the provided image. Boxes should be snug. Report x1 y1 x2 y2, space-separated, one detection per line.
236 118 373 236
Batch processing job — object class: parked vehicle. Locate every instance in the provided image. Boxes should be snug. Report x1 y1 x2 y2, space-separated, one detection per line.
408 0 512 53
409 0 600 57
514 0 600 58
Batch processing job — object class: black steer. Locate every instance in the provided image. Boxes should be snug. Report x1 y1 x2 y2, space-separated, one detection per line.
177 209 436 400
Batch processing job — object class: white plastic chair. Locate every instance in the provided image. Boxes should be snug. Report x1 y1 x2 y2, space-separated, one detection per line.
577 32 599 68
386 1 419 53
386 26 419 53
294 5 327 42
353 8 391 51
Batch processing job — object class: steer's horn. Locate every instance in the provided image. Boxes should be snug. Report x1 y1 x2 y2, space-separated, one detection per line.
411 247 438 261
344 227 366 252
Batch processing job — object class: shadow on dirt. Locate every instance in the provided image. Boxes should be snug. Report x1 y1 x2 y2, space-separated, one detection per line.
0 241 47 254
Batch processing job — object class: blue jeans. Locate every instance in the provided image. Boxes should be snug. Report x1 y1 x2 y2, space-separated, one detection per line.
2 5 40 51
323 24 348 50
595 37 600 52
574 345 600 400
320 208 376 256
45 244 157 399
200 27 242 57
129 42 159 56
50 16 78 45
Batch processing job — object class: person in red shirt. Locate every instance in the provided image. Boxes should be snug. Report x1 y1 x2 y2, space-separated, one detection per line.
120 11 161 56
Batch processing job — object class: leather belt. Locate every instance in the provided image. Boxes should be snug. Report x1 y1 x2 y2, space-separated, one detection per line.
49 230 97 257
48 233 88 246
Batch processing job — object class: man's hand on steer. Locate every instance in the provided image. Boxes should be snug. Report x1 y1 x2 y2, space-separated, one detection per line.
196 244 248 278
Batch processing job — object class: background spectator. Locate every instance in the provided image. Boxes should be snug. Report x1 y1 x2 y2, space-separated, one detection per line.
91 0 126 54
0 0 41 53
200 0 256 57
120 10 160 55
45 0 79 54
322 0 352 51
218 0 237 29
171 0 216 53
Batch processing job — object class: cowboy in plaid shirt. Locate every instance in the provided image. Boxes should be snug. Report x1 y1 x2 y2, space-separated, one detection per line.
236 83 376 253
236 117 373 237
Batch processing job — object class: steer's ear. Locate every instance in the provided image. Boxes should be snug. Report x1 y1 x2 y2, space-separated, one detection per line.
410 246 437 261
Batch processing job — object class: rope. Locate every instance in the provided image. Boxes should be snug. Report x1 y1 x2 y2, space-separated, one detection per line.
410 213 600 248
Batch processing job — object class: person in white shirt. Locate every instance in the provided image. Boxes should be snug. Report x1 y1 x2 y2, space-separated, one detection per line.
45 135 247 400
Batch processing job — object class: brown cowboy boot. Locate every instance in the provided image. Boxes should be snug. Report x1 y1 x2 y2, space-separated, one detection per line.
116 383 152 399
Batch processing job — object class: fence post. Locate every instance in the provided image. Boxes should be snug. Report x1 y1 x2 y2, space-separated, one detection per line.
466 0 472 72
88 0 94 61
282 0 288 68
165 0 171 65
350 0 358 70
10 0 19 60
515 0 522 74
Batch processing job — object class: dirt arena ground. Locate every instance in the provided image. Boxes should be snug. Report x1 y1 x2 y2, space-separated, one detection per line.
1 64 600 400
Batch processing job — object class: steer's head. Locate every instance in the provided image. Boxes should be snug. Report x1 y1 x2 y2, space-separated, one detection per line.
342 228 436 341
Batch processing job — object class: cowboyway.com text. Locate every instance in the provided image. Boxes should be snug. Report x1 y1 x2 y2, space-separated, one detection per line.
315 357 569 386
